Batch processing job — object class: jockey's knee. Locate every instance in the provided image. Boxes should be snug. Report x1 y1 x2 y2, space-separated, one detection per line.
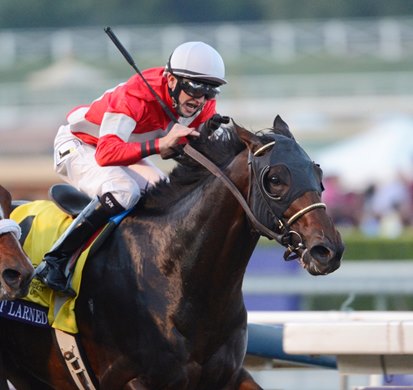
108 182 141 210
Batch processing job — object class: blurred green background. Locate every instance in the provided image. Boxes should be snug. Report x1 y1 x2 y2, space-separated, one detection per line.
0 0 411 28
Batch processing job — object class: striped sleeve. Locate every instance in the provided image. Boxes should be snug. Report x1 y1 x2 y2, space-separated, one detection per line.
95 134 160 166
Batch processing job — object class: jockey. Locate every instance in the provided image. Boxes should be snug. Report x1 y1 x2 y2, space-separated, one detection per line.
35 41 227 296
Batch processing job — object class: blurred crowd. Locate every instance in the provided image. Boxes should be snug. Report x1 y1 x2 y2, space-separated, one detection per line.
322 173 413 238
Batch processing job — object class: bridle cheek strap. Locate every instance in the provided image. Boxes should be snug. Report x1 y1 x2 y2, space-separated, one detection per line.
182 144 327 259
183 144 286 243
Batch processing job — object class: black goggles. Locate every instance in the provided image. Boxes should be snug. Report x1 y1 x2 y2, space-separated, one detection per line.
179 78 220 100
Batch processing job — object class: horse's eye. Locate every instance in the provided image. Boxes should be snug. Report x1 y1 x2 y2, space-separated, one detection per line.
269 175 281 186
261 165 290 199
265 174 284 194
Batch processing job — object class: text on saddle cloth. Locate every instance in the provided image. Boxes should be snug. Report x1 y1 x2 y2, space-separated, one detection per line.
10 200 130 333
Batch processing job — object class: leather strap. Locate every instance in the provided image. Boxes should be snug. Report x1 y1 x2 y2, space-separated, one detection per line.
183 144 284 242
54 329 97 390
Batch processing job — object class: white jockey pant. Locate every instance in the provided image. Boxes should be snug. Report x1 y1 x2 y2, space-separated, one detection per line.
53 125 166 209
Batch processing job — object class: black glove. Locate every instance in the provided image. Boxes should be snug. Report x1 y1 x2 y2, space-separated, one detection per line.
206 114 230 132
198 114 231 139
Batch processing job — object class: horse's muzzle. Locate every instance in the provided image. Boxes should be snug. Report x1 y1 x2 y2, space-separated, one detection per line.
302 241 344 275
0 268 33 300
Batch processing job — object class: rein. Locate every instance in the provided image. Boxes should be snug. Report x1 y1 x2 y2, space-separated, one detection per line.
183 144 284 242
183 143 326 260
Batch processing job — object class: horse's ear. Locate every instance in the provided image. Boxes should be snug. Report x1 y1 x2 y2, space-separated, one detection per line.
273 115 295 140
0 185 12 218
232 120 263 153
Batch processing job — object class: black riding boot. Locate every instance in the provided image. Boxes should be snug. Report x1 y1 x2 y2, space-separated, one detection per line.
35 193 124 296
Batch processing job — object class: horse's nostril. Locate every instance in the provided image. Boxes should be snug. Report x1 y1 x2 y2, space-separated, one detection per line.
310 245 331 261
3 269 22 288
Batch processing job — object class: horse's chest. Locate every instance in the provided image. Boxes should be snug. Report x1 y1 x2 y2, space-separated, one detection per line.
151 333 243 388
145 357 238 390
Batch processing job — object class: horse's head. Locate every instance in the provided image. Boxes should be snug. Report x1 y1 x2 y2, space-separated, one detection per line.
0 186 34 299
234 115 344 275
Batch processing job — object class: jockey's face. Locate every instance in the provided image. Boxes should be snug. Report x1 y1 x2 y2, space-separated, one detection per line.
167 74 206 118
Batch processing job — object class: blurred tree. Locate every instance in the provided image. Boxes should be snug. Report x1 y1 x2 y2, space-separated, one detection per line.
257 0 412 20
0 0 411 29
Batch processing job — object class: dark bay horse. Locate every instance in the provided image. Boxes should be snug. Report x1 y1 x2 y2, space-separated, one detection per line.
0 116 344 389
0 185 33 300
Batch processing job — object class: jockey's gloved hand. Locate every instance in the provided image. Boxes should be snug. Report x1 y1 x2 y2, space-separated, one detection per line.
207 114 230 131
205 114 230 133
197 114 231 141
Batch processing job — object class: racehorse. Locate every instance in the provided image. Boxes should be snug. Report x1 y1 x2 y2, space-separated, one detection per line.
0 185 33 300
0 116 344 389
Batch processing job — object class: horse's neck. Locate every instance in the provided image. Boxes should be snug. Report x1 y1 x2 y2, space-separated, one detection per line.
84 157 259 335
108 152 258 321
154 153 258 285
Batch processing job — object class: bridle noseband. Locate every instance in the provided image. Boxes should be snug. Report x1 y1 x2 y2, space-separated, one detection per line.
182 141 326 261
279 202 326 260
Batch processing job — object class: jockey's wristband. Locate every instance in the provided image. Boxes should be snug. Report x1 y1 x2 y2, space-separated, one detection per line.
139 139 160 158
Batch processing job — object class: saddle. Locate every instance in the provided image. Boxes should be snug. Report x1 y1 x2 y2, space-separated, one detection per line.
49 183 92 217
11 183 91 217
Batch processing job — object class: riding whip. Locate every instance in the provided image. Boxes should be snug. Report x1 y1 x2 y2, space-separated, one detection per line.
104 27 178 125
104 27 228 156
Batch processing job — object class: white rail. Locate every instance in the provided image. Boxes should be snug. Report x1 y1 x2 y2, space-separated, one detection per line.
247 311 413 390
248 310 413 325
243 260 413 310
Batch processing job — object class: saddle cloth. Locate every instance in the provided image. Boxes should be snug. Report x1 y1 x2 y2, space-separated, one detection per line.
11 200 96 334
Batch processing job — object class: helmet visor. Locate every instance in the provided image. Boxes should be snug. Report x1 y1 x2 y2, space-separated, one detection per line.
179 78 220 100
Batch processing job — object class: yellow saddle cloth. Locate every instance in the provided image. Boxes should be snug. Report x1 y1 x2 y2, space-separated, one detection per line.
11 200 96 334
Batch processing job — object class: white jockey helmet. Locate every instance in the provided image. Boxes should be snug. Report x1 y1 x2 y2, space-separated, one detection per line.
167 41 226 86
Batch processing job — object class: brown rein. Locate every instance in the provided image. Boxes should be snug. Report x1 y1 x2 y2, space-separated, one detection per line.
183 144 284 241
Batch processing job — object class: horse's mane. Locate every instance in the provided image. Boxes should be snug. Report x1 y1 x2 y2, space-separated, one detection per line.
140 126 242 211
139 124 287 212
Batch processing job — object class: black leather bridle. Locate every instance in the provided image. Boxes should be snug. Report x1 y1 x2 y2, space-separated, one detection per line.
183 140 326 261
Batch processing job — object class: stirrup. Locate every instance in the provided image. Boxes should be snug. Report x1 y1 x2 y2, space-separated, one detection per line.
35 261 76 297
56 283 76 298
49 274 76 297
47 278 76 298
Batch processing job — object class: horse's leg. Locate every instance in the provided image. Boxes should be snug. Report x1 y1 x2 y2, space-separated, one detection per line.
4 376 51 390
0 350 9 390
235 368 263 390
0 381 8 390
0 370 8 389
123 378 150 390
1 336 54 390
